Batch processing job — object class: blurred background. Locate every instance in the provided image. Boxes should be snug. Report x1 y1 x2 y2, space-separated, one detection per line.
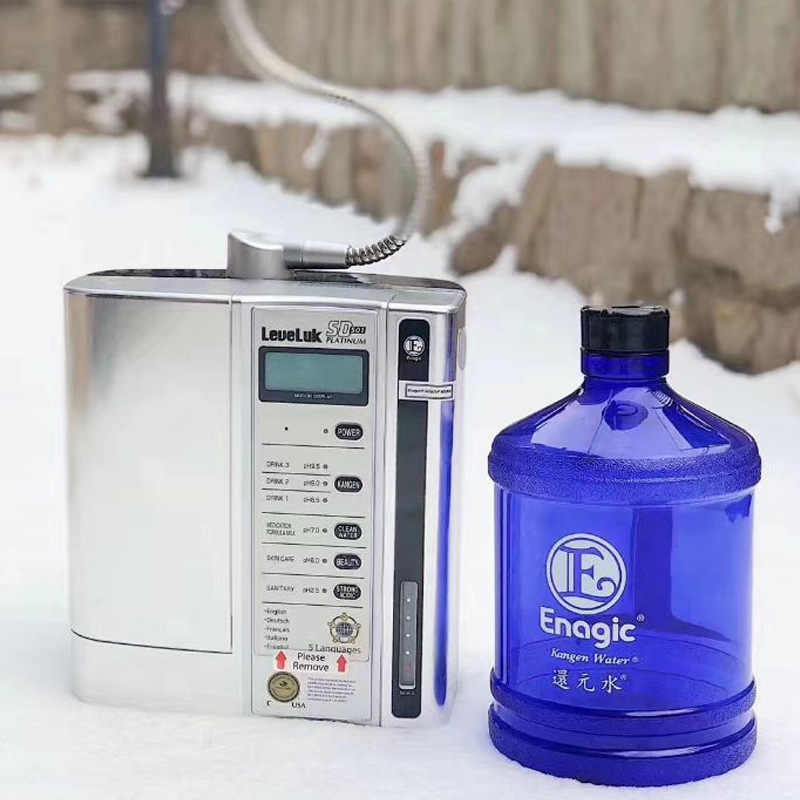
1 0 799 374
1 6 800 798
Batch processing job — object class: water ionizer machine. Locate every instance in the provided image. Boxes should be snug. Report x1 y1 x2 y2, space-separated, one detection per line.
65 232 466 726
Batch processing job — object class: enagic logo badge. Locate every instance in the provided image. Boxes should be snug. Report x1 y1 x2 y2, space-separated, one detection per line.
546 533 626 615
540 534 636 650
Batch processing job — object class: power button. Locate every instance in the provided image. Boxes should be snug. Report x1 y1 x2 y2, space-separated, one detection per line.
335 423 363 441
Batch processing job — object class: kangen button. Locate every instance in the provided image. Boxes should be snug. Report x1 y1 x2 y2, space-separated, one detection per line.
334 475 363 493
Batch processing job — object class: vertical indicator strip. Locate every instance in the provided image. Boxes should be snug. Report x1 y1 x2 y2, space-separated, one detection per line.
392 319 430 718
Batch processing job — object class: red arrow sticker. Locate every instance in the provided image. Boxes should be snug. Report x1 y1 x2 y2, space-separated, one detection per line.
275 651 287 670
337 655 348 673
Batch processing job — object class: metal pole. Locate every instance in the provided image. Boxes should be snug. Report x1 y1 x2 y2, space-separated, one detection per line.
35 0 66 135
145 0 178 178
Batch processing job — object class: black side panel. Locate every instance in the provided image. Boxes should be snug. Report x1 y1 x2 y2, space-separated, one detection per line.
392 319 430 718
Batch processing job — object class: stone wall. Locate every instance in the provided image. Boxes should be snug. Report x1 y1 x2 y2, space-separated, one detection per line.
3 0 800 112
2 65 797 371
198 114 800 373
452 160 800 373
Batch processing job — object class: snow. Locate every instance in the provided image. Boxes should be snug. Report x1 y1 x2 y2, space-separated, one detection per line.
66 71 800 226
9 70 800 230
0 135 799 799
0 71 40 98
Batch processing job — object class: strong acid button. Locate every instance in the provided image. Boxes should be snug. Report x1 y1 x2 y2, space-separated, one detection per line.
267 672 300 703
333 583 362 601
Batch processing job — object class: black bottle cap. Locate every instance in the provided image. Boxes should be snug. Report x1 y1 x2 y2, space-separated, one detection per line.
581 306 670 354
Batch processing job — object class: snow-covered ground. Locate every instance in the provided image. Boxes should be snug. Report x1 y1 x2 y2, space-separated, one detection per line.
0 135 799 798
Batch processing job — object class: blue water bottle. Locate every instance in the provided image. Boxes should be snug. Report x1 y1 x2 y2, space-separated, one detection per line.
488 306 761 786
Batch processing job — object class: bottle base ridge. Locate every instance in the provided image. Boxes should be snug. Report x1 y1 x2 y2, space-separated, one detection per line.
488 705 756 787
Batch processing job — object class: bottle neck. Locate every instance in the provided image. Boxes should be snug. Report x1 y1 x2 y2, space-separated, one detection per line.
581 351 669 382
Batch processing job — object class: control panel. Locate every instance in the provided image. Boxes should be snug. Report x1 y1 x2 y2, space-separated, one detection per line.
251 307 378 722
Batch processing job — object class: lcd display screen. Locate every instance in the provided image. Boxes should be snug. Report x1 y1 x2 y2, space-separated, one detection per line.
263 350 365 395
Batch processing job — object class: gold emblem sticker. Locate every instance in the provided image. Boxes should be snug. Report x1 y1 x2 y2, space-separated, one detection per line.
328 612 361 644
267 672 300 703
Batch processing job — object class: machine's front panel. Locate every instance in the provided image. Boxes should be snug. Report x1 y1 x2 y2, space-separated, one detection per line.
251 306 379 722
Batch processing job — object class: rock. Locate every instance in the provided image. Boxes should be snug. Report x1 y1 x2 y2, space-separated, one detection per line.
0 5 35 72
353 126 385 219
367 0 393 88
515 153 559 272
208 120 258 169
389 141 491 233
508 0 557 90
388 0 416 87
429 150 496 235
724 0 800 111
147 102 800 376
318 126 355 206
607 0 667 107
305 0 331 78
277 122 318 193
284 0 317 76
517 160 690 303
414 0 450 91
631 170 691 300
668 299 687 344
172 3 226 75
381 133 414 221
423 140 453 234
584 168 642 299
351 0 392 89
556 0 601 98
448 0 481 88
252 124 279 176
349 0 371 88
664 0 724 111
451 203 516 274
686 190 800 300
477 0 515 87
520 164 641 301
684 284 800 373
423 141 463 234
324 0 352 85
682 186 800 371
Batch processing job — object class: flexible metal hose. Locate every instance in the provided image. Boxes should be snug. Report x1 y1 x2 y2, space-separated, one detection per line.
218 0 430 266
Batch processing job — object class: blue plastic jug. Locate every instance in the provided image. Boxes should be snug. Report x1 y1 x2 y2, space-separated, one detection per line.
488 306 761 786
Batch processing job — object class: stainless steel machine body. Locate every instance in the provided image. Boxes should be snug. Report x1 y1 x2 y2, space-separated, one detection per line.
65 268 465 726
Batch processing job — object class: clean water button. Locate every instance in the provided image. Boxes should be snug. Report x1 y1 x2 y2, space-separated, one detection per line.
335 476 363 493
334 523 362 540
336 423 363 441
